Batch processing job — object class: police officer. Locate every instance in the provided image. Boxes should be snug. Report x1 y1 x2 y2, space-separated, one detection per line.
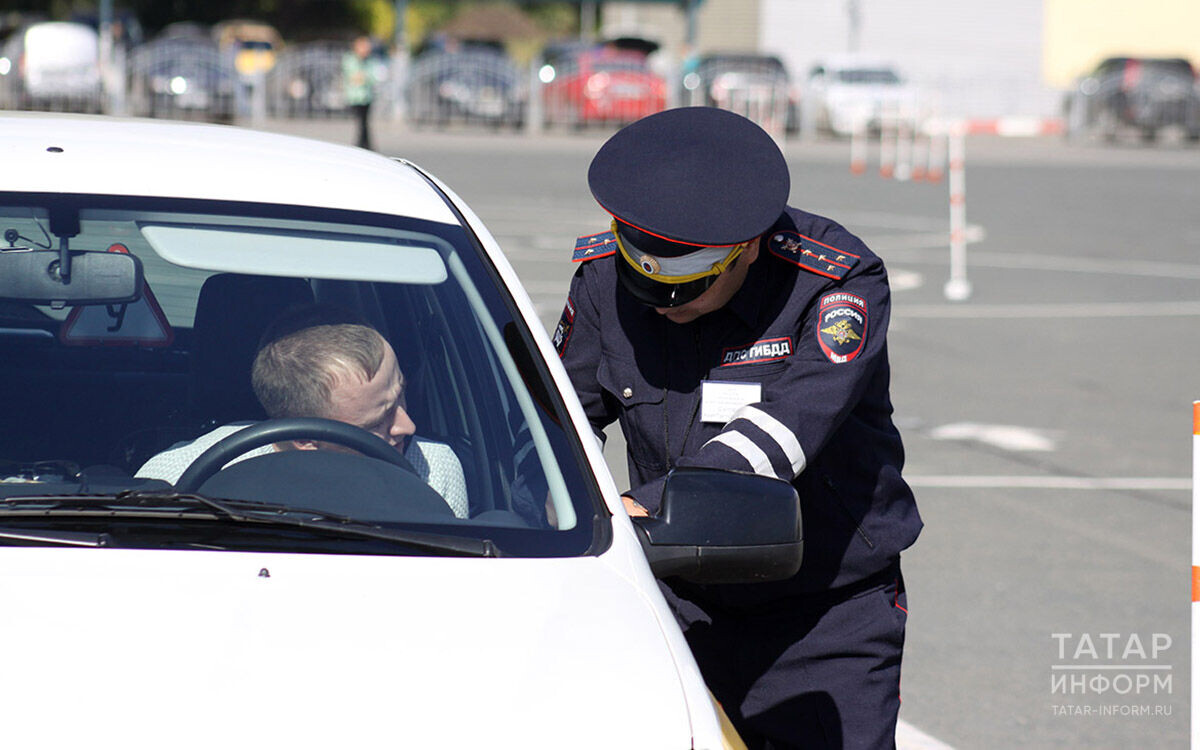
553 107 922 749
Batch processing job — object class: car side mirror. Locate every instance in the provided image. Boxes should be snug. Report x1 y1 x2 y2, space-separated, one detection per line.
632 467 802 585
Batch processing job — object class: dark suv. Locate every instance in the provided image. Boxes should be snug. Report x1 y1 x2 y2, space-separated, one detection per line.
1065 56 1200 142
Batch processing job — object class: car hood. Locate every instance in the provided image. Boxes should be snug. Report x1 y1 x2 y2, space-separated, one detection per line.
0 547 694 749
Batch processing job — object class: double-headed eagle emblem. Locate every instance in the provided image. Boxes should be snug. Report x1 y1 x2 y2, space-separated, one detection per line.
820 319 862 345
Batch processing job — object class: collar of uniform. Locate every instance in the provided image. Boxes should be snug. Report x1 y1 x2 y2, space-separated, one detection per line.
724 234 769 329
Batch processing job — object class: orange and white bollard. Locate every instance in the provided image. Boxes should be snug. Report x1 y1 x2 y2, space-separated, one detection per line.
925 120 946 183
943 120 971 301
894 105 913 182
1192 401 1199 746
879 104 896 179
849 115 868 175
910 116 929 182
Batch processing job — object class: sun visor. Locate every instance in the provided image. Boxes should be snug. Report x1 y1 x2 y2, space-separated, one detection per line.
139 224 448 285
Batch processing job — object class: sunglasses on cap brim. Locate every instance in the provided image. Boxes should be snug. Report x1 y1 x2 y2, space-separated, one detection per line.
612 222 743 308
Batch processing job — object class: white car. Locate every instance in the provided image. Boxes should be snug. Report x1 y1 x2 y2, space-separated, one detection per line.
803 55 919 136
0 113 801 749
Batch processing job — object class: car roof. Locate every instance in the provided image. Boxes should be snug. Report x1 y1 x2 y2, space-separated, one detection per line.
699 52 784 65
0 112 458 225
814 54 899 71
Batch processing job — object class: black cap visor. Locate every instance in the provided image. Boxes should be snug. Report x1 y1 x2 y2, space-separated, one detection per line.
615 255 718 308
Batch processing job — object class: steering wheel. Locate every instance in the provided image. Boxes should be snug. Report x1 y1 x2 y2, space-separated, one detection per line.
175 418 413 493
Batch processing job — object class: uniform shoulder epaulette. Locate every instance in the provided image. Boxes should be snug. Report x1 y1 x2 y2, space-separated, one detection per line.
766 230 859 281
573 230 618 262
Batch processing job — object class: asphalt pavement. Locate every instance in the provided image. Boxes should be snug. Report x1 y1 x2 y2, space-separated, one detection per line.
252 115 1200 748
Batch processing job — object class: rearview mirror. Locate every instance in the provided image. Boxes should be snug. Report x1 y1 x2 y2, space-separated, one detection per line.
632 467 802 584
0 250 142 305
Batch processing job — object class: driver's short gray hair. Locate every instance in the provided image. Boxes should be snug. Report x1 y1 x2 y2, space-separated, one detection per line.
252 324 386 419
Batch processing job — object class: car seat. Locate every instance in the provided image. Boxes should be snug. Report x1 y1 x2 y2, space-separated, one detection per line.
190 273 315 429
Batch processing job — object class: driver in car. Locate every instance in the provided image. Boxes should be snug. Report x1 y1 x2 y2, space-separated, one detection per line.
136 314 469 519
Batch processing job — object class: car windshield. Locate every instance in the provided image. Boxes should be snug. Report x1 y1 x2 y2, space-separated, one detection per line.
1142 59 1195 78
836 68 901 85
0 193 602 558
587 57 649 74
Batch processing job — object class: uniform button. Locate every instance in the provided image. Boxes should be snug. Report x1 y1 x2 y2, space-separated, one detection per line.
622 387 633 399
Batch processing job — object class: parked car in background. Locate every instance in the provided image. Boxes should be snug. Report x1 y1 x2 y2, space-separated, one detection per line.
681 52 795 135
267 40 351 118
0 111 802 748
213 19 282 79
542 45 666 128
157 21 211 42
1063 56 1200 142
407 42 524 128
127 31 237 122
802 55 918 136
0 21 101 112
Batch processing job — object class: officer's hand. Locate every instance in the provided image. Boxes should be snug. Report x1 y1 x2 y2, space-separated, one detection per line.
621 495 649 517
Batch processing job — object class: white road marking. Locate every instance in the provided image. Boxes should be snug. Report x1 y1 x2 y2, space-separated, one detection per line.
898 300 1200 318
961 250 1200 280
907 475 1191 491
929 422 1059 451
871 226 986 252
881 246 1200 281
814 210 952 232
897 719 957 750
889 269 924 291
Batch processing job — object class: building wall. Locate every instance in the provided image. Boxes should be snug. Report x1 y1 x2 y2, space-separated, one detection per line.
695 0 760 54
760 0 1056 119
602 1 1200 119
601 0 760 63
1043 0 1200 87
600 2 682 52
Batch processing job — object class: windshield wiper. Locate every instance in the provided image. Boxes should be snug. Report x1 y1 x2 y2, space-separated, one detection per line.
0 491 499 558
0 526 112 547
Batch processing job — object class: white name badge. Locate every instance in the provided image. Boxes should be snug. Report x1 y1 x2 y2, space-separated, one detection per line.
700 380 762 424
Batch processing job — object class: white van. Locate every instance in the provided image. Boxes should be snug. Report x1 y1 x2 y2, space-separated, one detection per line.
1 21 101 112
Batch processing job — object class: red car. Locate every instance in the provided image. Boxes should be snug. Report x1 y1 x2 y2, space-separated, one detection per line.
542 47 666 127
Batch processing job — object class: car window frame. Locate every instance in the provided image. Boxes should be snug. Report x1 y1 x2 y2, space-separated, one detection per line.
0 189 613 559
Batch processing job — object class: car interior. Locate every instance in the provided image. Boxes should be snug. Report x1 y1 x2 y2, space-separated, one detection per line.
0 197 591 549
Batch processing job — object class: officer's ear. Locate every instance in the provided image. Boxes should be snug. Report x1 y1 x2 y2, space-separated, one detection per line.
741 237 761 264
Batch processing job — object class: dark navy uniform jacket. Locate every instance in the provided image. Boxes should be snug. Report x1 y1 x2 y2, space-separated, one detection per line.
556 206 922 601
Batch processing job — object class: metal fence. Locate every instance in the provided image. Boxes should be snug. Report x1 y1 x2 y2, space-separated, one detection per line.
539 51 666 131
2 37 841 140
126 36 236 122
266 41 352 118
405 49 526 129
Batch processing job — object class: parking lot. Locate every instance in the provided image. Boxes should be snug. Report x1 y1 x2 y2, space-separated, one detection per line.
249 117 1200 748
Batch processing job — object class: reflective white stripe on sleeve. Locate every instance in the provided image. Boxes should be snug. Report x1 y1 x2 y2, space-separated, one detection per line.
704 432 778 478
732 405 807 477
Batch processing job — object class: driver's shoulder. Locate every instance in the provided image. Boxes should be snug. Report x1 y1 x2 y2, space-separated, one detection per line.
135 421 270 483
407 436 468 518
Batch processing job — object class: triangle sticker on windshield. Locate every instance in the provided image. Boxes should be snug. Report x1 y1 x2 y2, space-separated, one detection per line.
59 244 175 347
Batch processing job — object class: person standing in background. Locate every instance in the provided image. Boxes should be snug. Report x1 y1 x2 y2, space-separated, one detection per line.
343 35 377 150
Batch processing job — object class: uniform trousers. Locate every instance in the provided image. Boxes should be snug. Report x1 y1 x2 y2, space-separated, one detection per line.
672 564 907 749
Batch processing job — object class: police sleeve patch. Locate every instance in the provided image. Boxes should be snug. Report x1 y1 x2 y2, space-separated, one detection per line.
817 292 868 364
768 231 859 280
719 336 794 367
573 231 618 262
552 297 576 357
